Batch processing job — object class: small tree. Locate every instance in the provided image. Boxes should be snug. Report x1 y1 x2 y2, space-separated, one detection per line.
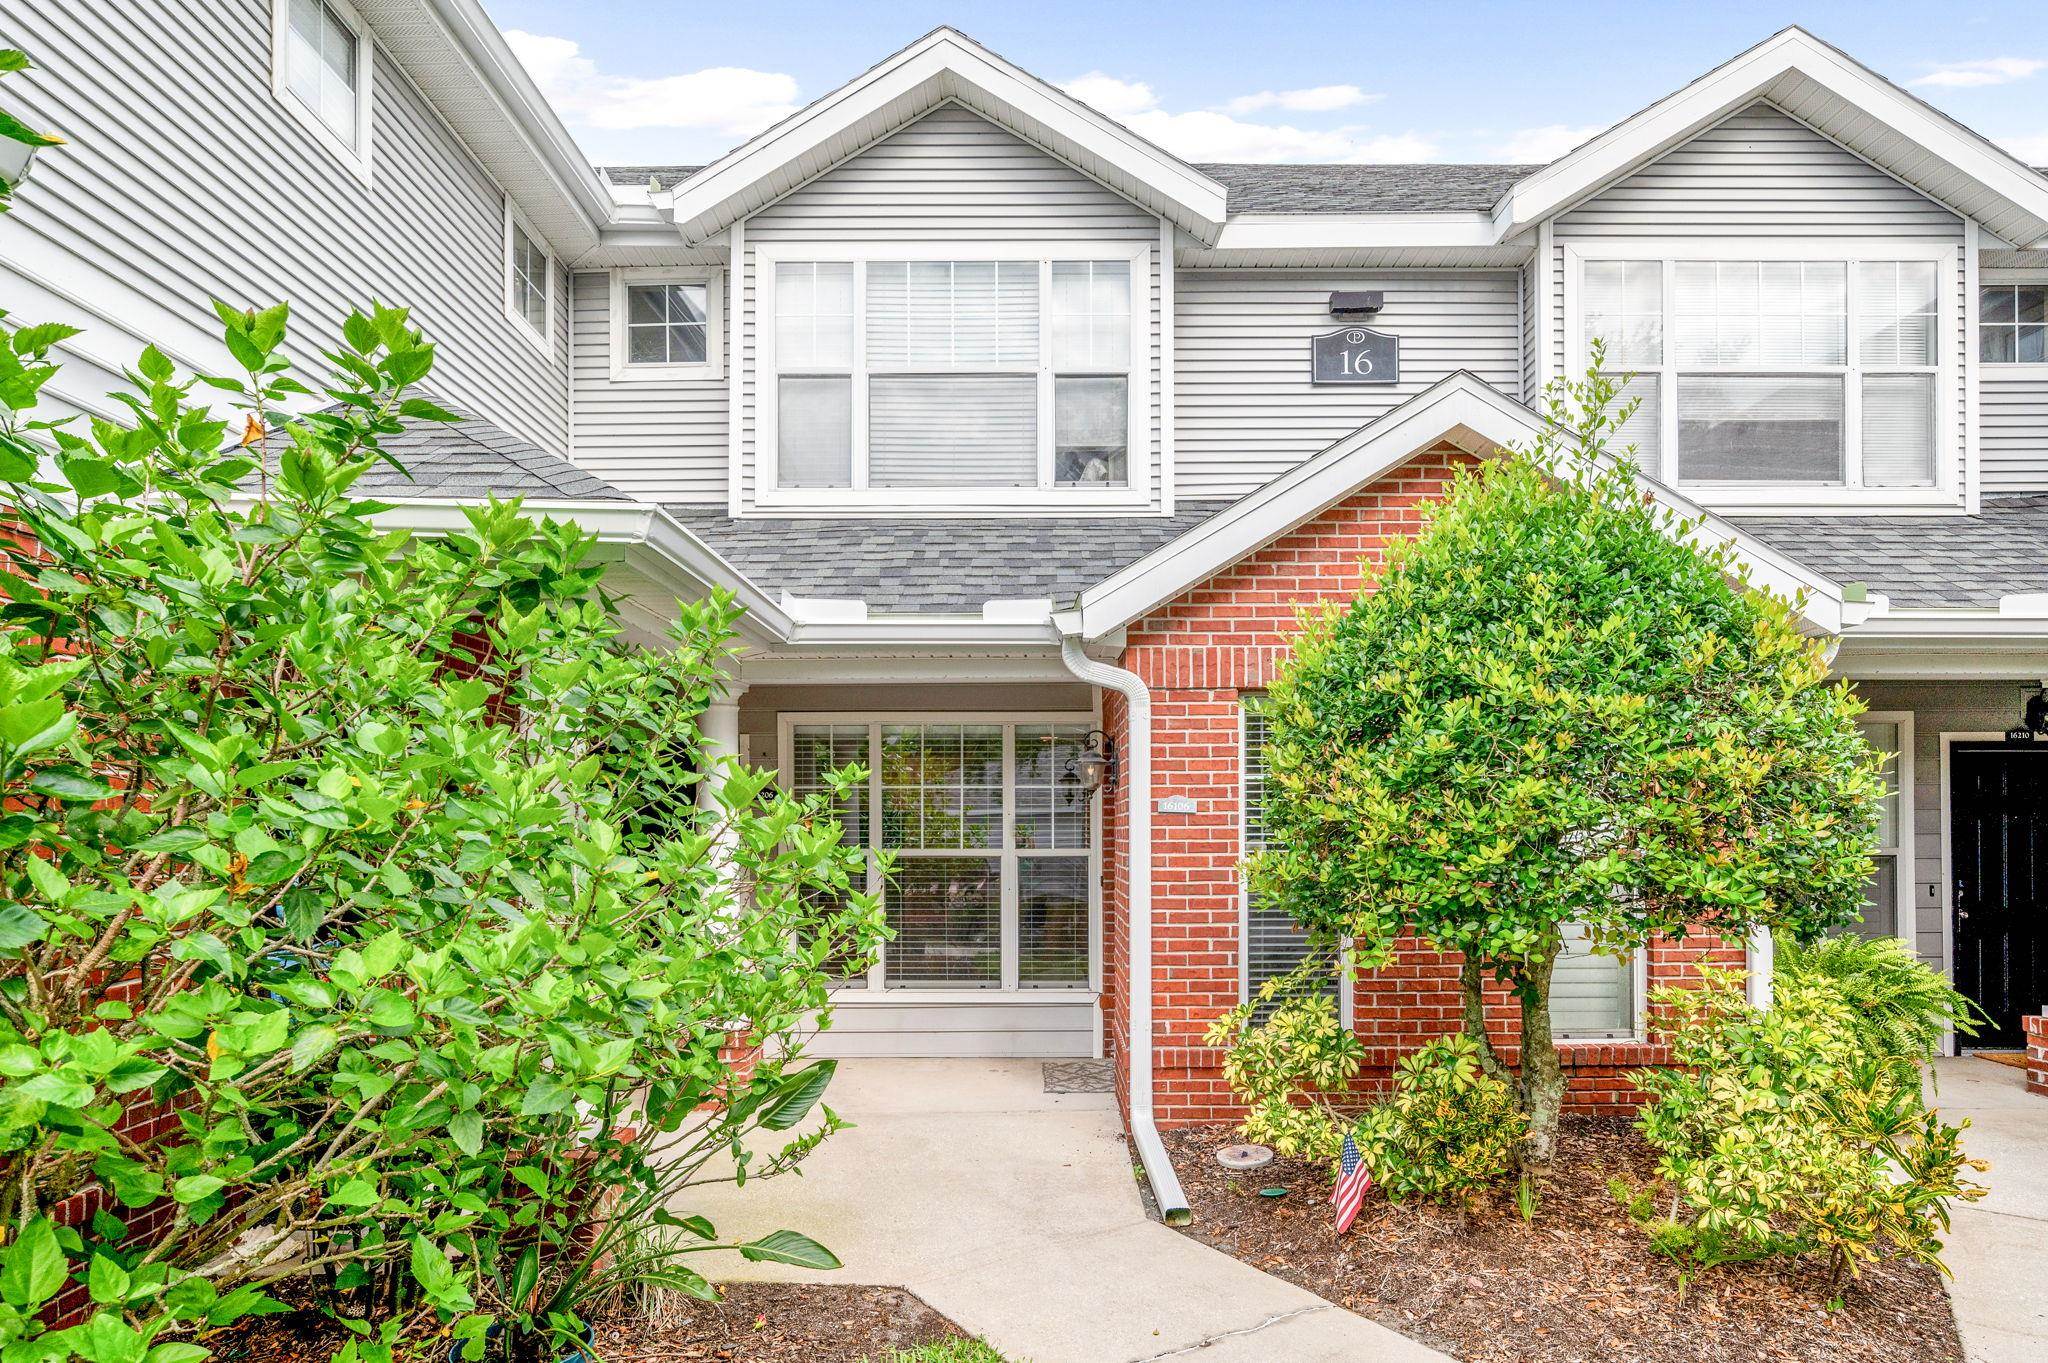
1246 365 1885 1164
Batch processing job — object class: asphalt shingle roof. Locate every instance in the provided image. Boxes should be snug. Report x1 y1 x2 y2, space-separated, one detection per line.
352 403 631 502
1733 496 2048 609
664 503 1235 613
603 162 1539 214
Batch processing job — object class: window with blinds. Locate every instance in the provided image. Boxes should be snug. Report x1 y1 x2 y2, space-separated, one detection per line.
769 253 1139 497
1580 254 1941 490
1550 923 1635 1039
788 720 1093 991
1838 719 1907 942
1241 704 1334 1017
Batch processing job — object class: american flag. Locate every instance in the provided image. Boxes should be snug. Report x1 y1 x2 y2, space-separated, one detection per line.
1331 1132 1371 1234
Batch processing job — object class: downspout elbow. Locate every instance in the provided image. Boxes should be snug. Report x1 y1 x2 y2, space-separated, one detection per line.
1053 627 1191 1226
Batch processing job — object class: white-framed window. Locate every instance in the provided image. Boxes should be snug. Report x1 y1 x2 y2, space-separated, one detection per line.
504 203 553 355
608 270 722 380
269 0 374 179
1550 925 1643 1042
781 715 1097 994
1570 242 1954 505
1980 283 2047 365
1240 702 1345 1021
1841 713 1915 947
757 243 1149 508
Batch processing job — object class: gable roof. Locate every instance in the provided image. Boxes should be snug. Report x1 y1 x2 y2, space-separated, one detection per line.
1072 374 1853 640
1494 27 2048 248
353 401 633 502
653 27 1228 245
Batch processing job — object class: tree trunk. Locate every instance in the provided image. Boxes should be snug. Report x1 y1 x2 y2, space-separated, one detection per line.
1516 950 1565 1167
1459 954 1504 1079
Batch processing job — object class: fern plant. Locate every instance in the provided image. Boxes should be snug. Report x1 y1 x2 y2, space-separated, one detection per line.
1775 934 1981 1064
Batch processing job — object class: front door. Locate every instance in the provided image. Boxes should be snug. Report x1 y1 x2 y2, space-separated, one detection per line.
1950 742 2048 1047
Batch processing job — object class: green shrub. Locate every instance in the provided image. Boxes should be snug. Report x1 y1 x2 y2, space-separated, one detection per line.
1633 969 1986 1286
1352 1034 1524 1208
1204 964 1360 1160
0 293 884 1363
1775 933 1981 1065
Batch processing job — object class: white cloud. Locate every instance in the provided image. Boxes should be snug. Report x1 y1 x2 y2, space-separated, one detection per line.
1222 85 1377 115
2001 132 2048 164
1489 123 1606 162
1061 72 1436 163
504 30 800 137
1909 57 2047 88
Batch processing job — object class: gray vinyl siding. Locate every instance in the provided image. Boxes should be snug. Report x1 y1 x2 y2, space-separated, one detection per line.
568 271 728 503
1174 270 1522 497
1981 372 2048 494
0 0 568 454
1547 103 1969 496
737 104 1163 507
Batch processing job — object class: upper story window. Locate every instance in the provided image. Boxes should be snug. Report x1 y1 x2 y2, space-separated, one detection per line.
609 270 723 380
504 205 553 355
1980 284 2046 364
270 0 373 178
760 246 1147 506
1577 247 1949 499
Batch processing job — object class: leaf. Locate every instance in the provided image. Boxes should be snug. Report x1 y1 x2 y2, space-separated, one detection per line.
0 1218 67 1308
28 768 115 802
291 1025 339 1072
448 1110 483 1157
758 1060 835 1132
146 1346 210 1363
737 1230 840 1271
0 904 49 951
327 1179 379 1208
172 1175 226 1204
87 1256 129 1306
83 1311 146 1363
409 1237 473 1312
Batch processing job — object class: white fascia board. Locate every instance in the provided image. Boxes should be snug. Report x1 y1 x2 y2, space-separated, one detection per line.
659 29 1227 245
1074 372 1846 639
1493 27 2048 247
1211 213 1505 253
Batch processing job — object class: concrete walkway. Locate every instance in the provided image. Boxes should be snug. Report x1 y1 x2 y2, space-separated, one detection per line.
680 1059 1444 1363
1936 1057 2048 1363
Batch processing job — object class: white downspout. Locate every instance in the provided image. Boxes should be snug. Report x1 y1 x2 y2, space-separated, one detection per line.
1054 620 1190 1225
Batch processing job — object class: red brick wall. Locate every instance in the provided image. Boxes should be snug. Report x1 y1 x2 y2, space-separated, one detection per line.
2026 1013 2048 1099
1103 444 1745 1126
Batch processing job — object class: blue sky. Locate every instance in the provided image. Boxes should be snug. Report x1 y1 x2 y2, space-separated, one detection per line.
482 1 2048 169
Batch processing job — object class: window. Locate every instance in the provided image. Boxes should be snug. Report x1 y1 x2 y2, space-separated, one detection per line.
610 271 722 379
270 0 372 175
1578 251 1945 492
1838 717 1912 943
1980 284 2047 364
505 207 552 352
764 248 1144 501
1550 924 1637 1040
1241 703 1337 1017
785 719 1094 991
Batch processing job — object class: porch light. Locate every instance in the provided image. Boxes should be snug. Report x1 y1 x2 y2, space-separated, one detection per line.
1070 729 1117 796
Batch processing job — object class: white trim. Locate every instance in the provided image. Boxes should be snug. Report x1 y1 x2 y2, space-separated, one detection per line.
1860 710 1917 957
776 711 1101 1006
1965 220 1983 513
1211 213 1500 252
1492 28 2048 250
657 28 1226 247
1158 216 1177 518
753 241 1153 514
269 0 375 184
607 268 724 382
1561 238 1961 511
1074 373 1849 639
1533 220 1555 392
503 200 555 357
727 218 747 517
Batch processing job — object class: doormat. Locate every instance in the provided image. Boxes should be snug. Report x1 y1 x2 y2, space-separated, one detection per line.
1043 1060 1115 1093
1975 1050 2028 1070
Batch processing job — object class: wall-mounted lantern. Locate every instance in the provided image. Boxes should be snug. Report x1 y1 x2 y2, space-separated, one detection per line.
1069 729 1118 797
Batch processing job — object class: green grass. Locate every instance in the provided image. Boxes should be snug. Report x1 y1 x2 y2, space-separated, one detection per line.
862 1341 1011 1363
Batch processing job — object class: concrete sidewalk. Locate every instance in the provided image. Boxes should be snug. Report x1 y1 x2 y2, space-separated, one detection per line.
678 1058 1444 1363
1935 1057 2048 1363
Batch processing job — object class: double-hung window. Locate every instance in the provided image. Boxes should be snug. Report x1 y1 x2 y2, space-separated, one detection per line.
271 0 373 176
765 247 1144 502
1578 248 1947 495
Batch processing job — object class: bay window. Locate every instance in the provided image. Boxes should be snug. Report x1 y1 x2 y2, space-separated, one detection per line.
764 247 1144 500
1578 249 1947 494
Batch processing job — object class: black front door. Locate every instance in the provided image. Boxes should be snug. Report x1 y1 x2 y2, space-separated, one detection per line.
1950 742 2048 1048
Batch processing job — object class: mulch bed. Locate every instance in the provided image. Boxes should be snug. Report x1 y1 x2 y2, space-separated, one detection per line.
207 1283 968 1363
1167 1118 1964 1363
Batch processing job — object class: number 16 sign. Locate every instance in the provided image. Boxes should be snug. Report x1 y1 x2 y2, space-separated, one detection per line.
1310 327 1400 384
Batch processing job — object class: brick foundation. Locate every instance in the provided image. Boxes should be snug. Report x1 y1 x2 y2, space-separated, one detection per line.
2026 1014 2048 1098
1105 444 1744 1127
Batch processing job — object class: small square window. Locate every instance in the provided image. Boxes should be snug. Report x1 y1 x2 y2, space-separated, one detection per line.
625 283 708 365
1980 285 2048 364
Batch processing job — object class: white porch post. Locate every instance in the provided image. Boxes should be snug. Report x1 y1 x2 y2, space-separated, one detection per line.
696 681 747 813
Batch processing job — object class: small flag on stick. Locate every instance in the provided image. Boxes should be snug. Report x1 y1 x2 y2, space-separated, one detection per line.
1331 1132 1371 1234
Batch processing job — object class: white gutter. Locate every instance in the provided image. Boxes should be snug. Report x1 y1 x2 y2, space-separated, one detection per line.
1052 619 1189 1225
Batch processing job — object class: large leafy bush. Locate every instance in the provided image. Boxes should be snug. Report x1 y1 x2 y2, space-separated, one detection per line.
1246 364 1885 1162
1203 965 1361 1160
1351 1034 1524 1208
0 289 882 1363
1631 966 1986 1285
